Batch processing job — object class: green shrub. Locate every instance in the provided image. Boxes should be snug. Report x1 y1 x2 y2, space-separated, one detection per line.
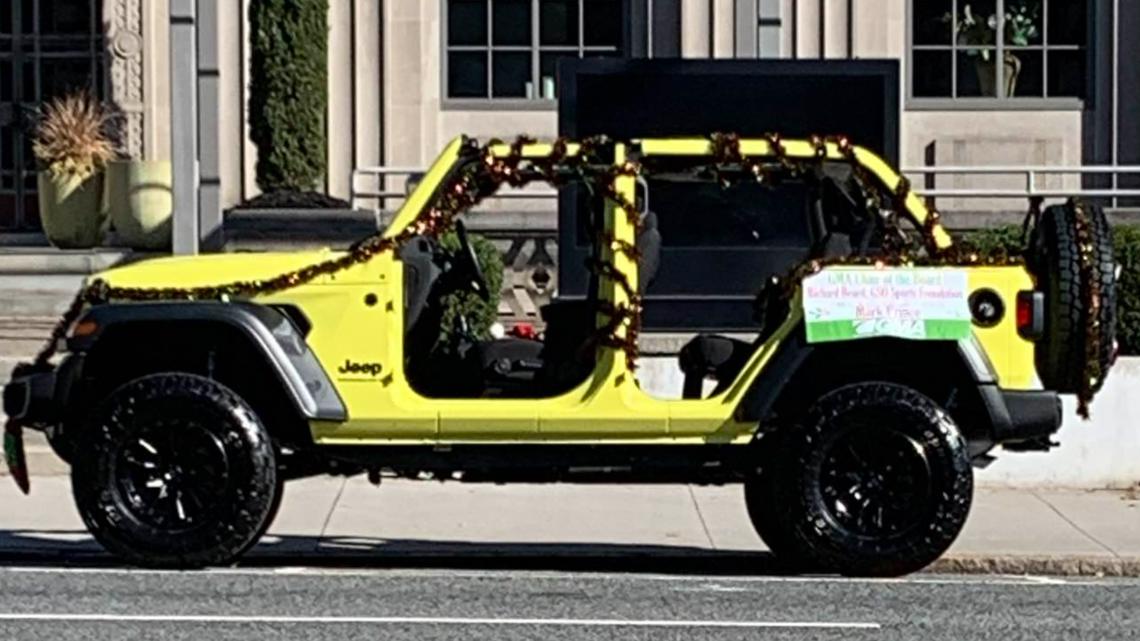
1113 225 1140 355
960 224 1026 256
967 223 1140 356
248 0 328 192
437 230 504 345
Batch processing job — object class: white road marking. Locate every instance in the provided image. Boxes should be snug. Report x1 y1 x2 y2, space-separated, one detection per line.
0 613 880 629
1020 575 1071 585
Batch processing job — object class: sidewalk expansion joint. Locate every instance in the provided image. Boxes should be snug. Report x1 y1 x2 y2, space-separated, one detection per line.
318 478 348 548
1031 491 1120 559
686 486 716 550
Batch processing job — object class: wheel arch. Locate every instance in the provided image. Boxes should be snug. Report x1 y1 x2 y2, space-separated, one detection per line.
735 329 1004 452
68 302 346 443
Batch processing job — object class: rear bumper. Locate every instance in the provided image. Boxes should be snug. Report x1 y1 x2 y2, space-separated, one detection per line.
979 385 1062 448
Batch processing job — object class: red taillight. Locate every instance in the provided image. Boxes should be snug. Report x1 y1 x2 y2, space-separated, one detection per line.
1016 295 1032 329
1016 291 1044 339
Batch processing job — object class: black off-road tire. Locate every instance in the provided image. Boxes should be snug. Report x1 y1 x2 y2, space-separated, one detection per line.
1032 200 1116 393
44 424 75 466
768 383 973 577
251 474 286 544
743 433 808 567
72 373 278 569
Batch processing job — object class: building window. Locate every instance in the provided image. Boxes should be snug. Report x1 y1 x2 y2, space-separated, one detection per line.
911 0 1087 101
445 0 623 102
1 0 104 231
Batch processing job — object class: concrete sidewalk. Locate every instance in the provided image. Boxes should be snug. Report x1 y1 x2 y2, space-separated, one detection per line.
1 475 1138 576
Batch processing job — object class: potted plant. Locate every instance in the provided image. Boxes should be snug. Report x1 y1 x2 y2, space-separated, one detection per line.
950 2 1040 97
103 153 173 250
32 92 115 248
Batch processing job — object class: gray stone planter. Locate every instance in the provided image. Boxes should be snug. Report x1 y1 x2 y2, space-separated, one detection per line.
222 208 380 251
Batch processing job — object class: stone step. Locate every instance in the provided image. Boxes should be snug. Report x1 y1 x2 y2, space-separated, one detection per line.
0 284 86 317
0 319 55 359
0 249 134 317
0 248 133 274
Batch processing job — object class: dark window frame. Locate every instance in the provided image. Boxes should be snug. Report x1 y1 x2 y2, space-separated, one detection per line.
906 0 1090 110
442 0 626 110
0 0 105 232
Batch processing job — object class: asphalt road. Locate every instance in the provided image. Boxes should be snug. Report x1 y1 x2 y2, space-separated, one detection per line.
0 564 1136 641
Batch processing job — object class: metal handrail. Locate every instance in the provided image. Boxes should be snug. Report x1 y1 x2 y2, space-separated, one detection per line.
352 164 1140 210
352 166 557 210
900 165 1140 204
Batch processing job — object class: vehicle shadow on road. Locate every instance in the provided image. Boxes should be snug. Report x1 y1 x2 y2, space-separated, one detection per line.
0 528 790 575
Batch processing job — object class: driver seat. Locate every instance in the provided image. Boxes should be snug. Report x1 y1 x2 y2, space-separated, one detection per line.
480 211 663 397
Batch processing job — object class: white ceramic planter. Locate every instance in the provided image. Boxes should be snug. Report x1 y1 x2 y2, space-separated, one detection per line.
104 160 173 250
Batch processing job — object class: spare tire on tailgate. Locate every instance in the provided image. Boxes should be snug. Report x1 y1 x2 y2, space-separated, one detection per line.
1029 199 1116 395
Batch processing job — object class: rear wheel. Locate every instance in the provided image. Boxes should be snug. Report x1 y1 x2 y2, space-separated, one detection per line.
72 373 278 568
765 382 973 577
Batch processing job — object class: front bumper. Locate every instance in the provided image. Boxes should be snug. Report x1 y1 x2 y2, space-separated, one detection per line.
3 355 82 430
3 367 57 426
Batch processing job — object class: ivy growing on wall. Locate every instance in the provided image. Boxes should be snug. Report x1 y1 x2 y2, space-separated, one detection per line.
249 0 328 193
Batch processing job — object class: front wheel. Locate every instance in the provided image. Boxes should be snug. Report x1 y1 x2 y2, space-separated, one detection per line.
72 373 278 569
743 433 809 568
766 382 973 577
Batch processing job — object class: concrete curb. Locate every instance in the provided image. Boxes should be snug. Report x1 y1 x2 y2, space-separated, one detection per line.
0 547 1137 577
930 555 1140 577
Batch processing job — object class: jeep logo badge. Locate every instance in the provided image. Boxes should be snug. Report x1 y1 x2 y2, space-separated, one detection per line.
338 360 383 377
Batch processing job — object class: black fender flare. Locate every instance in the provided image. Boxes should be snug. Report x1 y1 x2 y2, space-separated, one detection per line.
733 326 1057 450
70 302 347 421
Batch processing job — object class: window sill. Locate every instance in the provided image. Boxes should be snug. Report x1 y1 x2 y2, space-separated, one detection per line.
442 98 559 112
906 97 1085 111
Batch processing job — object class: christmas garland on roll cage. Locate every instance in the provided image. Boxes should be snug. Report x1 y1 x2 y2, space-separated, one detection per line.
19 133 1106 416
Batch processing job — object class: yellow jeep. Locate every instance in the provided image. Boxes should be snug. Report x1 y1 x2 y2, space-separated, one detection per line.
2 135 1116 575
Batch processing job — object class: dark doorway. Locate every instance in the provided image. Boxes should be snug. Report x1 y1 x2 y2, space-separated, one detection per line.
0 0 105 232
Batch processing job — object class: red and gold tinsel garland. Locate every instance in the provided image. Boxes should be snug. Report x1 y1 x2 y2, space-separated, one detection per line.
20 133 1107 415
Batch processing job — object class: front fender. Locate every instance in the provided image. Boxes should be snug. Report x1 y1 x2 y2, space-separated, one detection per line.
70 302 346 421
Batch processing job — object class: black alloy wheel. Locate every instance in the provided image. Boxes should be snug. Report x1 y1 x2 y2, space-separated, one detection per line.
114 419 231 531
758 382 973 577
817 420 933 540
72 373 278 568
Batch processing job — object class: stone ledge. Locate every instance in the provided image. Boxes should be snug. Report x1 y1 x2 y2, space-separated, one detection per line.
940 207 1140 229
0 249 135 275
930 554 1140 577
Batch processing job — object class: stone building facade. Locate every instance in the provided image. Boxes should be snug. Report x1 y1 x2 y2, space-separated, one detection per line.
1 0 1136 236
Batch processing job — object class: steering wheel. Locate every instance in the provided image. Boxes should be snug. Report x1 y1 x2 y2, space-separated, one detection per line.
454 220 490 301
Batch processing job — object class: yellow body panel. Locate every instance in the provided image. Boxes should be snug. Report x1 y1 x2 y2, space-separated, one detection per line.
91 136 1040 446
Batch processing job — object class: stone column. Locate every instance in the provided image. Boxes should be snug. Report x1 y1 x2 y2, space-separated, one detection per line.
104 0 146 159
170 0 199 254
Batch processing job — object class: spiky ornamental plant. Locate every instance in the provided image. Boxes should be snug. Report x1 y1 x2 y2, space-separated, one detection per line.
32 92 116 181
248 0 329 193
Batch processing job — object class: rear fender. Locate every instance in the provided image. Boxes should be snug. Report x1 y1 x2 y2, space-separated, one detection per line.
736 328 1018 450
